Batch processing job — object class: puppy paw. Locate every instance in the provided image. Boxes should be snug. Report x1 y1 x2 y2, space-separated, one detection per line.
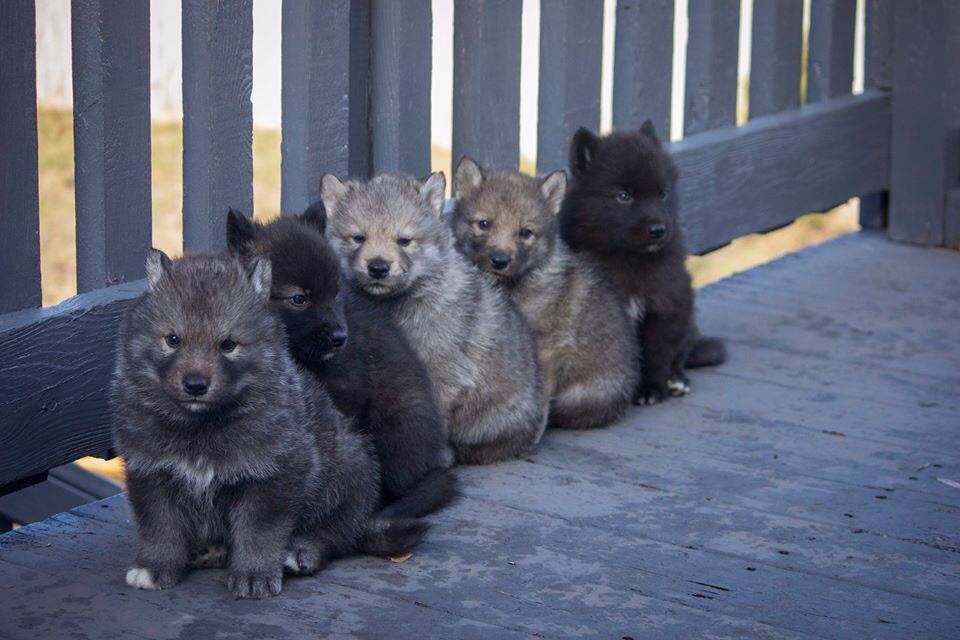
228 569 283 599
187 544 228 569
283 542 327 576
667 376 691 397
125 565 179 590
633 384 668 406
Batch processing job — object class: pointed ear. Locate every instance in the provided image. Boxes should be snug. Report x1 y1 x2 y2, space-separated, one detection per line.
226 208 258 253
540 170 567 215
419 172 447 215
145 248 172 291
454 156 484 199
570 127 600 177
246 254 272 301
301 201 327 236
320 174 350 218
639 119 662 146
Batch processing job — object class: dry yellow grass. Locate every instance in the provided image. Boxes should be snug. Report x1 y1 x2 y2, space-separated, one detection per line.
33 105 856 482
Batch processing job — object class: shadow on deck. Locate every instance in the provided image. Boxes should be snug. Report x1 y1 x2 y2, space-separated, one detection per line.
1 232 958 639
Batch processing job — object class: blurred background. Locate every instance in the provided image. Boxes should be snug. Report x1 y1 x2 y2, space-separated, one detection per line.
31 0 864 482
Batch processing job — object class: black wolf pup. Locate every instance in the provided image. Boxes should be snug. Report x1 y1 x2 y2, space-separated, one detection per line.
560 122 726 404
226 208 457 519
112 250 426 599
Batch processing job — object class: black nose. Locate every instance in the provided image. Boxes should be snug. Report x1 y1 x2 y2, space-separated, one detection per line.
367 259 390 279
182 373 209 397
330 329 348 347
489 252 511 270
648 223 667 240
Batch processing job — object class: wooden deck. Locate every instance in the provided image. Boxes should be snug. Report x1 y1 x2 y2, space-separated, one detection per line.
1 231 958 639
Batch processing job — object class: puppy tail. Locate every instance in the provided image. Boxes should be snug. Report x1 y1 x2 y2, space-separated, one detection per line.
359 517 430 558
380 468 460 519
686 335 727 368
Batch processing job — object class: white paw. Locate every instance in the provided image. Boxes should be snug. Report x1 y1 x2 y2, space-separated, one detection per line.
667 378 691 397
125 566 159 590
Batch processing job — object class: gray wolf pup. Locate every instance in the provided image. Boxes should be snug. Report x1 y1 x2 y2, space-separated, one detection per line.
451 157 638 429
320 172 547 464
560 122 727 404
111 250 426 599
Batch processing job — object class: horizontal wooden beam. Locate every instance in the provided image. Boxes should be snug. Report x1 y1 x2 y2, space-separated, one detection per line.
673 91 891 254
0 282 143 488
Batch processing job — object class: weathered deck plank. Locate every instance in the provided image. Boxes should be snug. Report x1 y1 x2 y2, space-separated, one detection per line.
1 232 958 638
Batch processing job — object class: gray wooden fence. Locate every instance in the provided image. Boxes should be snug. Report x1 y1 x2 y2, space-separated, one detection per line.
0 0 958 495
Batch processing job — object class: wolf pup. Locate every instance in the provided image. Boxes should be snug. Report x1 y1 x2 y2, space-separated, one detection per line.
320 172 547 464
451 158 638 429
226 207 457 518
560 122 727 405
112 250 426 599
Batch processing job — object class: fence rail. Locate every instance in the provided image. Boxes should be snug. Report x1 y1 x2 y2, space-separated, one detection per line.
1 0 957 492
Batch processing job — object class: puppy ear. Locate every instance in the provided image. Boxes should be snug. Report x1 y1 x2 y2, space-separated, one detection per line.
570 127 600 177
246 254 272 301
226 208 258 254
301 201 327 236
639 119 662 146
145 248 172 291
540 170 568 215
454 156 484 199
419 172 447 215
320 174 350 218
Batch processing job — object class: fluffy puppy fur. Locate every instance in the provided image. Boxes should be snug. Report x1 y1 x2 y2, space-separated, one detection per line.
225 207 457 518
560 122 727 404
451 158 638 429
320 172 547 464
111 251 426 599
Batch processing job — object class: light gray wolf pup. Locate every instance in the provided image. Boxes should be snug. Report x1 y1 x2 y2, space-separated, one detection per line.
451 157 639 429
320 172 547 464
111 250 426 599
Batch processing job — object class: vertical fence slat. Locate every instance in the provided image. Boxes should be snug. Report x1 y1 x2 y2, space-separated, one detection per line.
182 0 253 251
0 1 41 313
72 0 152 291
859 0 893 229
281 0 370 213
684 0 741 136
806 0 856 103
748 0 803 119
889 0 959 246
370 0 432 176
452 0 523 169
612 0 675 136
536 0 604 173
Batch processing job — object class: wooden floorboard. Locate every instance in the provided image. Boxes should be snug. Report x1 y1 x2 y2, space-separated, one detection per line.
1 232 958 638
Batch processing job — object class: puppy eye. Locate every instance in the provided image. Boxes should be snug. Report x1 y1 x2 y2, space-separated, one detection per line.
164 335 181 348
519 228 533 239
616 191 633 203
219 338 237 353
290 294 308 306
397 237 412 247
351 234 366 244
659 188 670 201
476 219 490 230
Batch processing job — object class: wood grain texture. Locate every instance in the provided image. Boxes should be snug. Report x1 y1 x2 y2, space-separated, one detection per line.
683 0 741 135
71 0 152 292
536 0 604 173
672 91 890 254
182 0 253 249
888 0 958 246
281 0 370 213
748 0 803 118
452 0 523 169
806 0 856 103
370 0 432 176
612 0 675 135
2 233 959 638
0 0 41 313
0 281 143 489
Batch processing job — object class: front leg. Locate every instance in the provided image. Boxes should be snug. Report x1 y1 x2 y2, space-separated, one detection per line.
634 311 688 406
124 471 191 590
227 479 299 599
